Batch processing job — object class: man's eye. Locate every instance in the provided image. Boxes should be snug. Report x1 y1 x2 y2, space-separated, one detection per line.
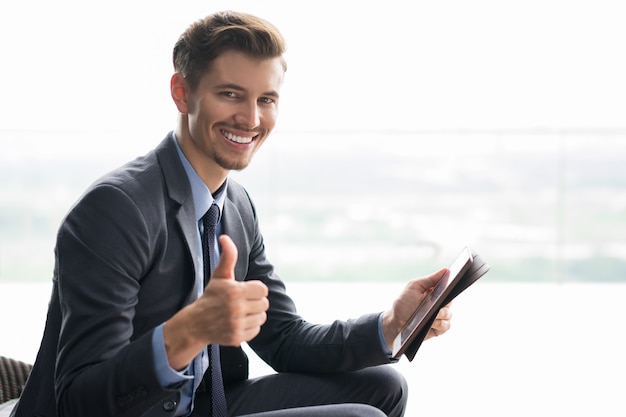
222 91 237 98
259 97 275 104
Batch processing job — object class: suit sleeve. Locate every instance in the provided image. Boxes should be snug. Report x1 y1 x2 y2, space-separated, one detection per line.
233 189 393 373
54 184 181 417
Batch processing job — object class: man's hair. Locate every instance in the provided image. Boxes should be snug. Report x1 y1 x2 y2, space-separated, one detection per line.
173 10 287 91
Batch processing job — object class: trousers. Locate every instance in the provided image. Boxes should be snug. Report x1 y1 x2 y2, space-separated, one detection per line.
218 365 407 417
3 366 407 417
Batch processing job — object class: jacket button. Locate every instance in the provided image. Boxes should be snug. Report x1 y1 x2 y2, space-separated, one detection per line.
163 400 177 412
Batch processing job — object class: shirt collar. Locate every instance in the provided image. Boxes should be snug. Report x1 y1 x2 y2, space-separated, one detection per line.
172 133 227 222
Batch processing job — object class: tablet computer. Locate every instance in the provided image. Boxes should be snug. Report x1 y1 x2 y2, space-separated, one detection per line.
392 246 487 359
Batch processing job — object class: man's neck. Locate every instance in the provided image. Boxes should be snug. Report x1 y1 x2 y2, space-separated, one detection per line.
174 124 229 193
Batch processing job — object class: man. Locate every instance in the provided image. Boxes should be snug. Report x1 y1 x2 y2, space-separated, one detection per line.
10 10 452 417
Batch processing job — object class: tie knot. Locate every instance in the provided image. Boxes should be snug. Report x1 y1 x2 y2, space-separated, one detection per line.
203 204 220 232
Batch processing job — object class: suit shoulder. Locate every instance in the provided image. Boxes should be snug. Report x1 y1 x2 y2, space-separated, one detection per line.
226 178 253 204
97 151 161 190
66 149 169 226
224 178 260 224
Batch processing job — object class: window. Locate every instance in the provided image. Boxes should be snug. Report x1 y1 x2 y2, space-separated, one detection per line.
1 2 624 284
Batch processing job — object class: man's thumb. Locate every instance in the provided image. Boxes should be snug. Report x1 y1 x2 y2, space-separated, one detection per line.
211 234 238 280
422 267 449 289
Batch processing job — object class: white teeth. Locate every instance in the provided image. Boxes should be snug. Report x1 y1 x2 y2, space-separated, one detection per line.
222 130 254 144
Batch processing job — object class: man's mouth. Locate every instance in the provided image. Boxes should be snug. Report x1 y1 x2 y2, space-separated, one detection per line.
221 129 256 144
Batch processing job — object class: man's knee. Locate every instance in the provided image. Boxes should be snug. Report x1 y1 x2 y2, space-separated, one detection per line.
339 403 387 417
359 366 408 417
356 366 407 395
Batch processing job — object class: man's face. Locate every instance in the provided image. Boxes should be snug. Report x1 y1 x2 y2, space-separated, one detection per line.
178 50 284 177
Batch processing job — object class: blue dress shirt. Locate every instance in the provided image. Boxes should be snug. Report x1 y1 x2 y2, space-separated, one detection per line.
150 135 393 415
151 134 226 416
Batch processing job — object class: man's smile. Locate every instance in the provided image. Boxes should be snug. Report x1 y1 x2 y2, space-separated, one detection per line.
221 129 257 145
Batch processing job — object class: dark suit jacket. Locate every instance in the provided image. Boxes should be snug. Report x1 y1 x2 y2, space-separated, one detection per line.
11 133 389 417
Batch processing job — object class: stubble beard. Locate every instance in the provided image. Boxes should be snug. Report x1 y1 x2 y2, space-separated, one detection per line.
214 154 250 171
209 127 266 171
212 147 254 171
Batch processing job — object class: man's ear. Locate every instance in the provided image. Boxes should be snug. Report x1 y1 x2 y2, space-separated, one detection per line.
171 72 190 114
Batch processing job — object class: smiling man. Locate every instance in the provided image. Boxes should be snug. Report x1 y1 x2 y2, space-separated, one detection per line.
173 49 283 184
9 11 452 417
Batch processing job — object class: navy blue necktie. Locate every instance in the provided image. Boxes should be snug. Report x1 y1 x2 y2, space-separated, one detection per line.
202 203 228 417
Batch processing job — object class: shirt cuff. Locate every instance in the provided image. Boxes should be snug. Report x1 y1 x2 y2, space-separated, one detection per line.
378 313 392 358
152 323 193 388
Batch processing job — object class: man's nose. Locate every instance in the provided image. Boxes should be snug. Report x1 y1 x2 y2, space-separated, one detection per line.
234 100 260 128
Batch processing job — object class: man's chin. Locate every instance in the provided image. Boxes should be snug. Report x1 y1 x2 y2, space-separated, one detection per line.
215 157 251 172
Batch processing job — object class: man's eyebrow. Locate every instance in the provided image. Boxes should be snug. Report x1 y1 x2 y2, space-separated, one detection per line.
215 83 245 91
215 83 280 98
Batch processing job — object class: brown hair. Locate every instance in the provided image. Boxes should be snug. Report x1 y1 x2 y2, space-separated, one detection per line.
173 10 287 91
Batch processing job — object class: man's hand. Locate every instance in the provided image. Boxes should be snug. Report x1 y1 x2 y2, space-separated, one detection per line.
381 268 453 350
163 234 269 370
424 303 452 341
197 234 269 346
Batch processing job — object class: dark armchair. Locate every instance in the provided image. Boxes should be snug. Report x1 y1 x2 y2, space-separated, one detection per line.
0 356 32 403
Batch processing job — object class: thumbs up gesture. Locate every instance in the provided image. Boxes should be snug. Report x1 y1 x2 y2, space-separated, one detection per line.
163 235 268 371
204 235 269 344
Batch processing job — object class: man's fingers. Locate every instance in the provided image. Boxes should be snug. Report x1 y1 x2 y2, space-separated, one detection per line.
243 296 270 315
406 267 448 293
423 267 449 288
243 280 269 299
211 234 238 280
436 303 453 320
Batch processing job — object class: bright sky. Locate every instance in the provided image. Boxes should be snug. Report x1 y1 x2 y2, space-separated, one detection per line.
1 0 625 150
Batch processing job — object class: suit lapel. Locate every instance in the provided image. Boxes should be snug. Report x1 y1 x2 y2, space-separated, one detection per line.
155 133 202 301
156 133 248 284
221 198 248 282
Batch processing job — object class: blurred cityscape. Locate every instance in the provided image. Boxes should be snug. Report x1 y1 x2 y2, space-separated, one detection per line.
1 129 625 283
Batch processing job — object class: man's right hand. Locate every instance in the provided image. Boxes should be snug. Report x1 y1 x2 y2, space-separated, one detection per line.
163 234 269 371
